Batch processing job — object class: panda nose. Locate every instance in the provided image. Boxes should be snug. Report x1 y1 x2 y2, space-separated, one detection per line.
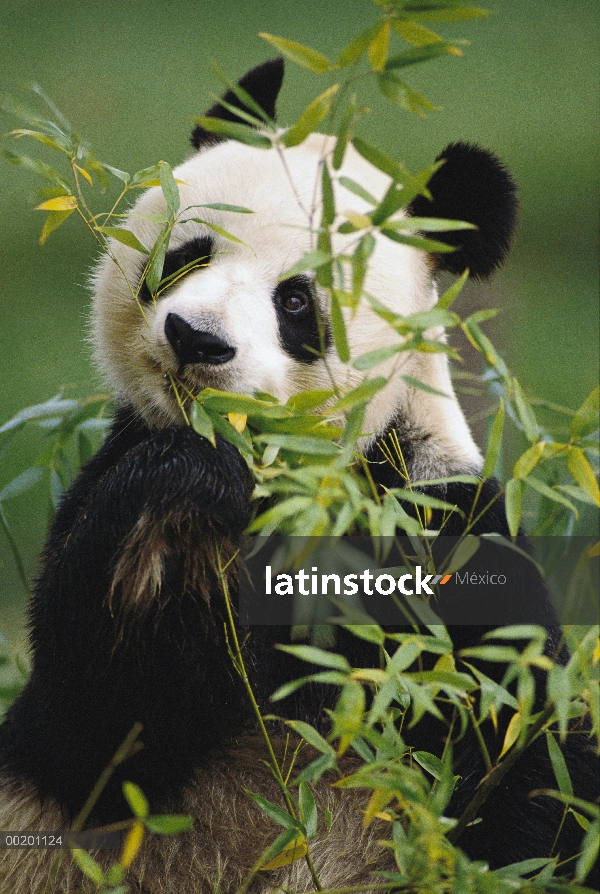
165 313 236 366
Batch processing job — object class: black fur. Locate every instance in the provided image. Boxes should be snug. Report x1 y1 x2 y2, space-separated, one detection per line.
139 235 213 303
408 142 519 279
0 409 596 883
274 275 330 363
191 58 284 150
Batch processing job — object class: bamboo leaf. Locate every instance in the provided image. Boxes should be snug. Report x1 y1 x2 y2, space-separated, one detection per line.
571 386 599 440
97 227 149 254
546 732 573 796
482 400 505 480
368 22 391 71
39 209 74 244
505 478 523 536
0 468 44 502
159 161 180 216
513 441 544 480
123 781 149 818
336 22 383 67
282 85 339 148
120 820 145 869
567 447 600 506
192 116 271 149
34 195 77 211
260 835 307 870
259 34 333 73
330 291 350 363
499 710 522 758
513 379 539 442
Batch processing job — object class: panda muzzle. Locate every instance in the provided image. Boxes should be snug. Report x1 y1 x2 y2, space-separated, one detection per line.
165 312 236 367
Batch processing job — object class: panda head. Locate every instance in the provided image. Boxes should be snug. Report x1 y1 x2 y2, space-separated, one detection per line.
92 59 517 478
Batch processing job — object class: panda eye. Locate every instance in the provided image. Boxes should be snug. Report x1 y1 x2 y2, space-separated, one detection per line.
280 289 310 314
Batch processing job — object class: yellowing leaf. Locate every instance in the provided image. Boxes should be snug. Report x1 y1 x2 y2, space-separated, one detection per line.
343 211 372 230
260 836 307 870
363 788 394 828
35 195 78 211
39 209 75 244
73 164 93 186
120 820 145 869
568 447 600 507
368 22 391 71
227 412 247 433
513 441 544 479
499 710 522 758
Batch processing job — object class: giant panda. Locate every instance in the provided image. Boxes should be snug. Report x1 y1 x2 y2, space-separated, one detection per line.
0 59 597 893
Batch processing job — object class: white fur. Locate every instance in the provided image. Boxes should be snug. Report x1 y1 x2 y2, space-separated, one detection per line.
92 133 482 475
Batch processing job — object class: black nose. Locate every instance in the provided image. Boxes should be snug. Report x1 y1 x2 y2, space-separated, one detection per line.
165 313 236 366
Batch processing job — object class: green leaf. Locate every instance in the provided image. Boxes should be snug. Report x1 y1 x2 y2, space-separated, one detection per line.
123 781 149 818
256 433 339 456
2 150 71 191
546 732 573 796
97 227 149 254
368 22 391 71
282 85 339 148
144 231 169 296
71 849 105 885
192 116 271 148
443 534 480 574
526 475 577 515
159 161 180 216
385 43 456 70
144 814 193 834
338 176 377 205
353 344 404 370
380 228 453 252
39 209 74 244
336 22 384 67
187 217 246 246
394 216 476 232
299 783 318 839
377 73 438 116
258 34 333 73
330 377 387 412
571 386 599 439
352 233 375 302
0 467 44 502
567 447 600 506
413 751 444 780
277 644 351 672
513 379 539 442
257 827 306 871
505 478 523 536
330 291 349 363
401 375 451 399
193 202 254 214
482 400 505 480
190 403 216 447
332 95 357 170
246 791 302 831
352 137 411 185
211 61 277 124
279 250 331 281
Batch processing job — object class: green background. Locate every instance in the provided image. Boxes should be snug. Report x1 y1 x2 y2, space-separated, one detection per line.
0 1 598 636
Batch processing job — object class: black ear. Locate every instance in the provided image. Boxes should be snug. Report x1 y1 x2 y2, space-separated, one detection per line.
191 58 284 150
408 142 518 280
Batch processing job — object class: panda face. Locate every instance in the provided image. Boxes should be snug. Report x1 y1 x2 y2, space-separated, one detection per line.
92 59 518 477
92 135 441 443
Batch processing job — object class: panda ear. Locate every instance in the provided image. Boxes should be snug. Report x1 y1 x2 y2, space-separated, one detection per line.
191 58 284 150
407 142 519 280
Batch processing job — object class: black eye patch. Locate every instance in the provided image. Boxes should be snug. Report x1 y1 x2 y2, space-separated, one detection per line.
139 235 214 303
273 275 330 364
